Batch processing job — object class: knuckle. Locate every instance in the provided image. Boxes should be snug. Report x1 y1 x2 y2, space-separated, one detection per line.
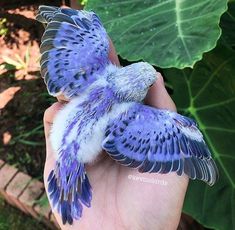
43 102 62 123
156 72 164 84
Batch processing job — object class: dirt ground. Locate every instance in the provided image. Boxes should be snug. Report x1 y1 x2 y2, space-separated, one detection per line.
0 1 81 179
0 4 56 179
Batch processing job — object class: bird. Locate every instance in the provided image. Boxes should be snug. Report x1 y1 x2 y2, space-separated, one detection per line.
36 5 219 225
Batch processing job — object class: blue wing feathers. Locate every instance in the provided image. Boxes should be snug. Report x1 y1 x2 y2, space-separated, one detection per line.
36 6 110 98
36 5 59 23
102 104 218 185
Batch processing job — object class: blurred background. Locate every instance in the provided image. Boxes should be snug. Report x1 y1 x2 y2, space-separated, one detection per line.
0 1 76 229
0 0 82 181
0 0 234 229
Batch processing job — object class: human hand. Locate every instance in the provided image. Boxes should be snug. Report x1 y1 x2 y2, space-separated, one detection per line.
43 39 188 230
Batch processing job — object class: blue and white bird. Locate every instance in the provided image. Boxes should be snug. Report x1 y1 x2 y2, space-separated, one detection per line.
36 5 218 225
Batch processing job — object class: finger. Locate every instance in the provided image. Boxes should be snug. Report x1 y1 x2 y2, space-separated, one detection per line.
57 95 69 103
145 73 177 112
108 37 120 66
43 102 64 139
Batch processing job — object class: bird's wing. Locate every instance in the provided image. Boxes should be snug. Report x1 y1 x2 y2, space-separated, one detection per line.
102 104 218 185
36 5 110 98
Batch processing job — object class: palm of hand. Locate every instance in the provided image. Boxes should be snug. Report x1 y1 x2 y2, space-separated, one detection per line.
45 143 188 230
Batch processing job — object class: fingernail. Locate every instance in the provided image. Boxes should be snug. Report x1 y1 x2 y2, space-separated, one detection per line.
156 71 162 79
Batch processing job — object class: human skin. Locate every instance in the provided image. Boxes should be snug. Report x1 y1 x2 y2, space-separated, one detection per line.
43 39 188 230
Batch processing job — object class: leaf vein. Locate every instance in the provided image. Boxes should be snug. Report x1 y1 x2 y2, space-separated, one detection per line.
205 127 235 133
175 0 192 62
193 57 234 101
112 7 176 43
104 0 173 25
196 97 235 111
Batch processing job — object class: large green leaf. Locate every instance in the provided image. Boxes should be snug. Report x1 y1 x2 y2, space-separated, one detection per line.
86 0 227 68
164 46 235 230
219 1 235 50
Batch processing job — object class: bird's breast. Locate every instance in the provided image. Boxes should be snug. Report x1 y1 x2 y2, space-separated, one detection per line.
50 94 134 163
71 102 135 163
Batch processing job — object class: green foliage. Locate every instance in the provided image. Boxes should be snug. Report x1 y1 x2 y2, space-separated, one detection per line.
164 45 235 230
78 0 88 6
0 197 48 230
219 1 235 50
0 18 8 37
86 0 227 68
34 194 49 209
86 0 234 229
10 124 44 147
0 45 31 77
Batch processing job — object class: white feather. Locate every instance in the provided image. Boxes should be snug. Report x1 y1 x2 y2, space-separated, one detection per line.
50 80 133 163
50 93 88 154
180 126 203 142
78 102 133 162
50 77 108 153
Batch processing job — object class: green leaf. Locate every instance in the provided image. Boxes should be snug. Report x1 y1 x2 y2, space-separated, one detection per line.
24 44 30 67
219 1 235 50
2 56 23 70
0 63 17 71
164 45 235 230
17 140 44 146
86 0 227 68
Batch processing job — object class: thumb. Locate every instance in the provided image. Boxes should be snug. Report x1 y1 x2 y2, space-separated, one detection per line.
145 73 176 112
43 102 64 139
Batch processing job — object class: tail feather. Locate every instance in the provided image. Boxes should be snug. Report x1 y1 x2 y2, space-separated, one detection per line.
36 5 59 24
48 160 92 225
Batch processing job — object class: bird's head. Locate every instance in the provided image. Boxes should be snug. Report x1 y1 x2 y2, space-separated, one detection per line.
107 62 158 101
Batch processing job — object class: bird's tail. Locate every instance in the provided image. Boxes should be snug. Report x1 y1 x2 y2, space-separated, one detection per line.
47 157 92 225
36 5 59 24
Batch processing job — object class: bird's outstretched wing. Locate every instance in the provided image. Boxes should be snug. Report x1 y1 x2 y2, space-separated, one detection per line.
102 104 218 185
36 5 110 98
